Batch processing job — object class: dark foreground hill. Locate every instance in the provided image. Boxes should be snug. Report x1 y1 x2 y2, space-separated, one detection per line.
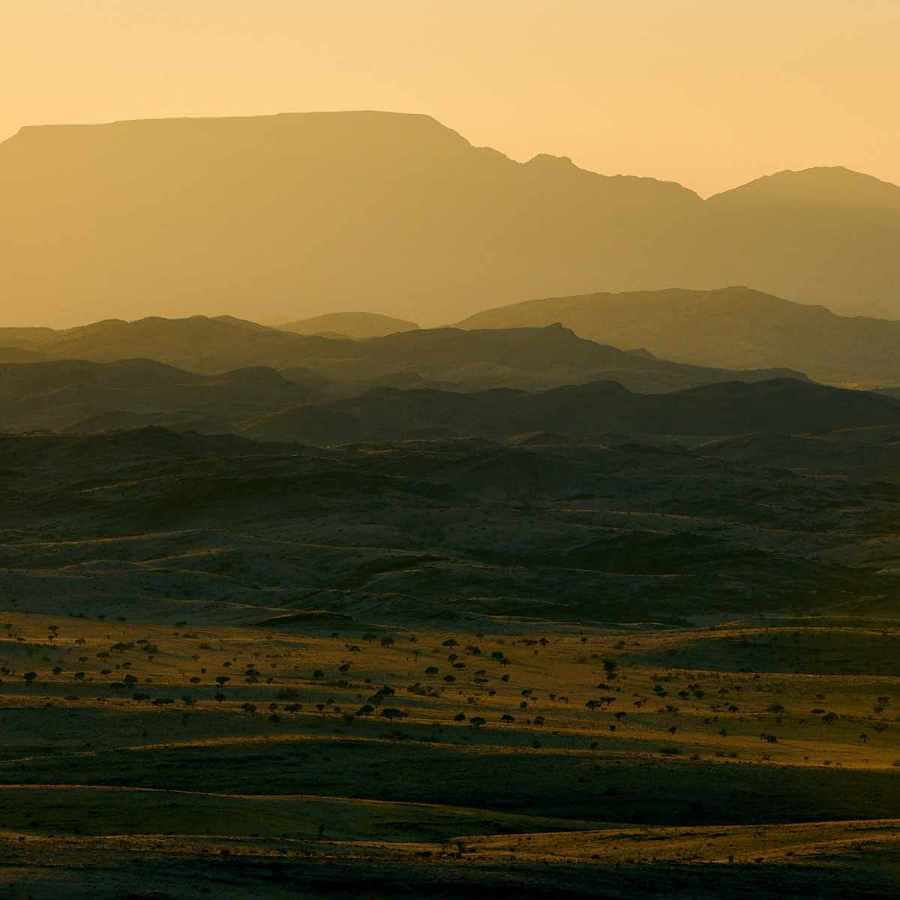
3 112 900 325
0 346 889 441
5 426 900 898
2 426 898 624
0 317 802 392
245 378 900 444
460 286 900 387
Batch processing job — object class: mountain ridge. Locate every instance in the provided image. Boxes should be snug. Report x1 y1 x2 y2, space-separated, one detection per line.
0 315 804 392
4 111 897 325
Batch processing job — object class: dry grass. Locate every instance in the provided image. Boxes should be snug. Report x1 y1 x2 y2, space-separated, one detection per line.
3 610 900 896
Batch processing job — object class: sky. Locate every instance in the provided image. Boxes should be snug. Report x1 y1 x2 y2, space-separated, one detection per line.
3 0 900 196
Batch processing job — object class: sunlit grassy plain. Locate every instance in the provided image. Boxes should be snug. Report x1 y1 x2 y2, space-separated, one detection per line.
2 610 900 896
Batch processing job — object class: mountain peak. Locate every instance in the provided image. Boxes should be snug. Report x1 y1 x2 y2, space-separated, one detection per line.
709 166 900 209
526 152 576 168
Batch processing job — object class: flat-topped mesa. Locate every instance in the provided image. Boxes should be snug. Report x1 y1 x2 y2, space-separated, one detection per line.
4 109 473 153
0 111 702 327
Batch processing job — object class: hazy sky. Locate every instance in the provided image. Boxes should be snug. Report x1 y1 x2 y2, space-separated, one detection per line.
4 0 900 195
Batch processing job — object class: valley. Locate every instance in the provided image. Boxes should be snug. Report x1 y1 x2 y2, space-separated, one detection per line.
3 90 900 898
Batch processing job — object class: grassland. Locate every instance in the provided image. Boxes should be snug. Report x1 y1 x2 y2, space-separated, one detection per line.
3 610 900 896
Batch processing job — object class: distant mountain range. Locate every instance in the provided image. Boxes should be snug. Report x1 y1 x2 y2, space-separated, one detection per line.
460 286 900 387
0 316 801 393
3 111 900 326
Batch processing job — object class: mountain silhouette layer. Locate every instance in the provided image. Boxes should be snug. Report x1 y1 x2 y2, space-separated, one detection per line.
4 112 899 325
0 317 802 392
459 286 900 387
244 378 900 445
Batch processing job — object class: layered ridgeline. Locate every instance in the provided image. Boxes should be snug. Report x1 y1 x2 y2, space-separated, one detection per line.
3 362 899 452
0 315 800 393
460 286 900 387
244 379 900 446
4 313 898 460
3 112 900 326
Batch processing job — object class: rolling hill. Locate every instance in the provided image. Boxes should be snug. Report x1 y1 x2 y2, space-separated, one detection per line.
3 424 897 622
279 312 418 339
6 423 900 898
0 358 319 434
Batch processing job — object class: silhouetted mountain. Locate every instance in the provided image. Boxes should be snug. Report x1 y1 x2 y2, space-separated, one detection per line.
459 286 900 386
3 114 900 325
0 317 802 392
279 312 419 339
711 166 900 210
0 112 702 327
650 168 900 318
244 378 900 444
9 112 898 326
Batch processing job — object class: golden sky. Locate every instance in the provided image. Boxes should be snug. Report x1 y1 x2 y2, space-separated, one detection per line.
3 0 900 196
